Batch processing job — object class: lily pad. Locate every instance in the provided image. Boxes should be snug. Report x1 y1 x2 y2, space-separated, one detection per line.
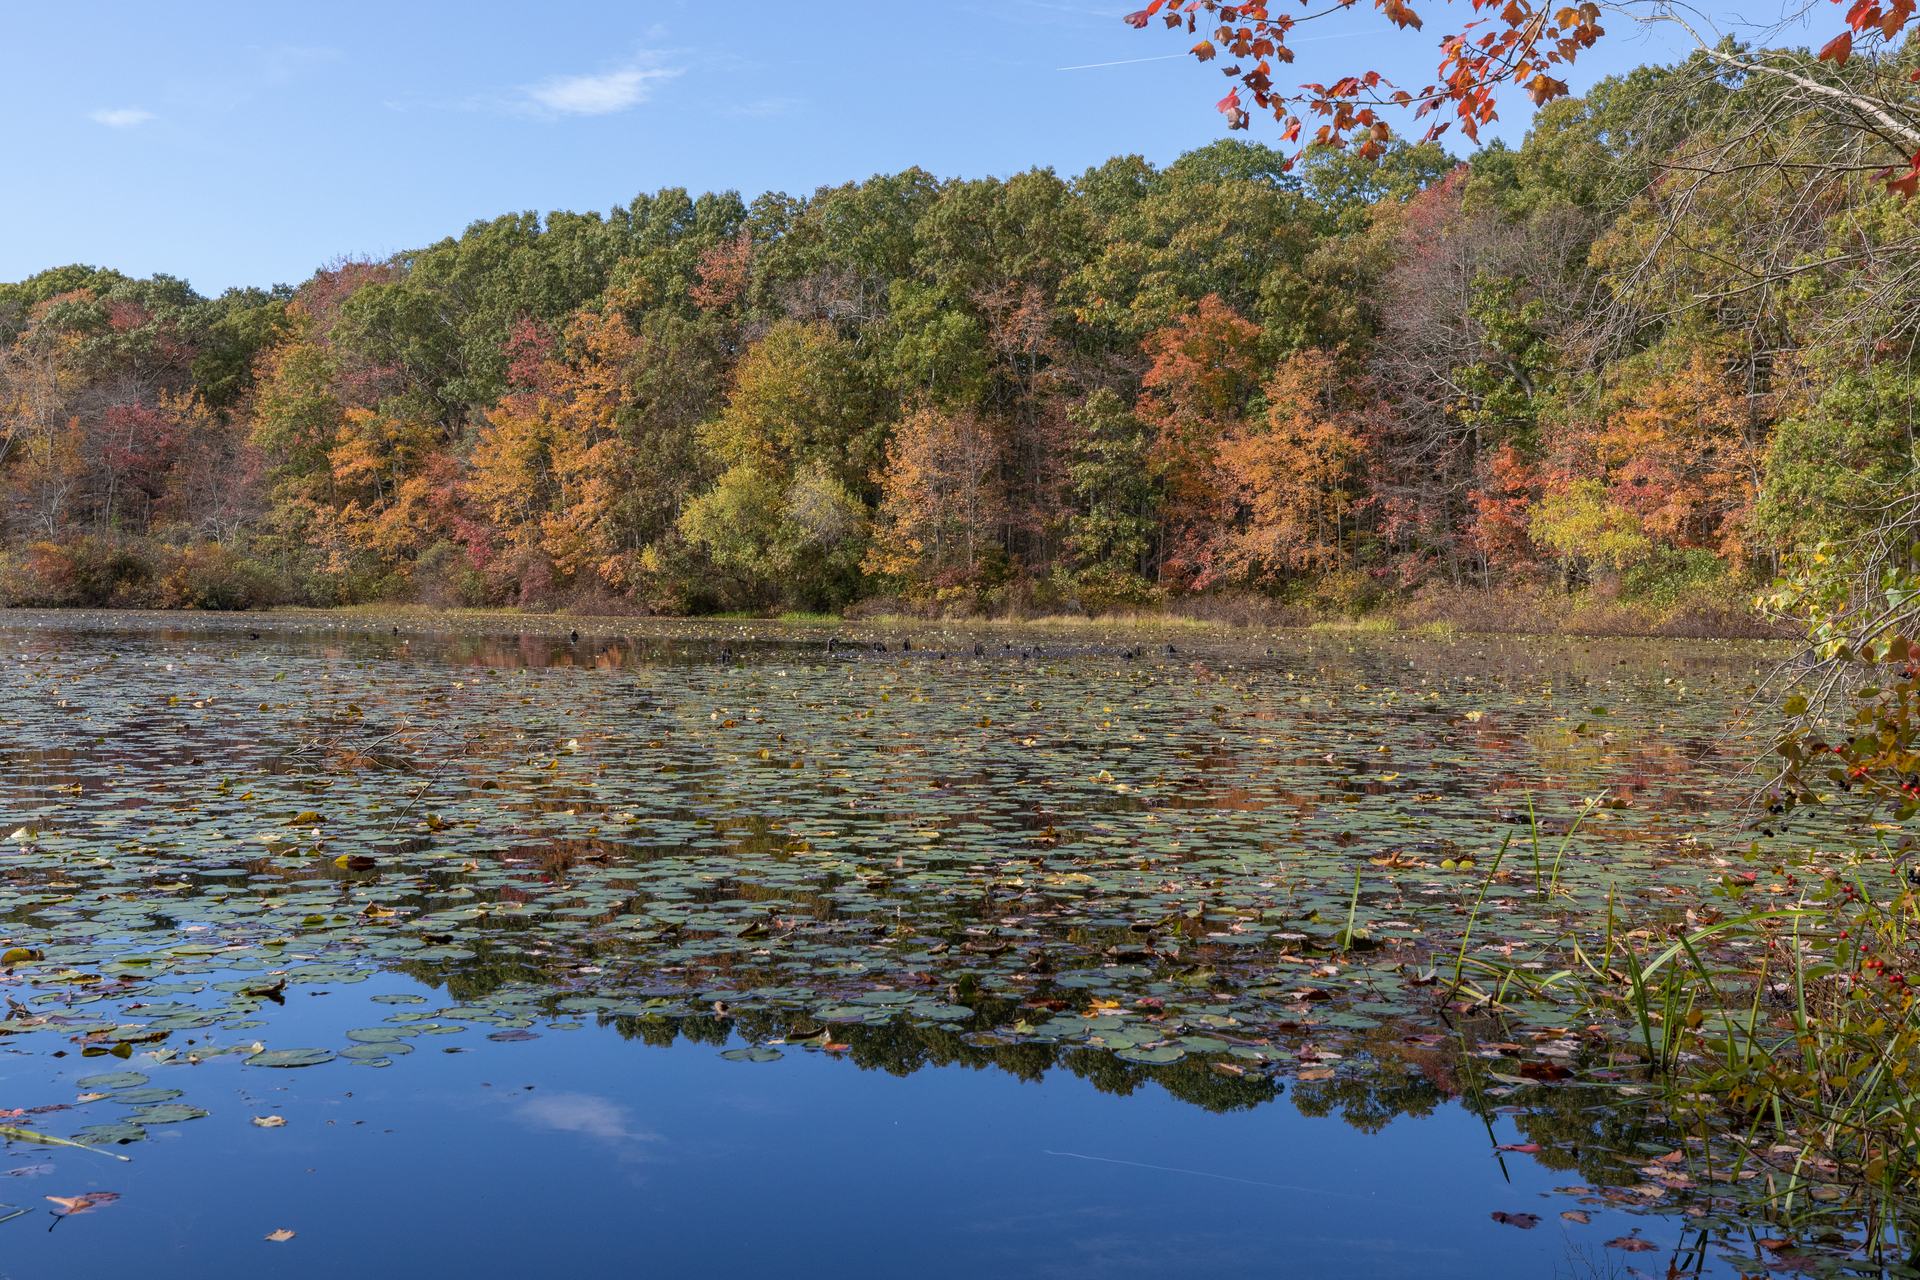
126 1105 209 1124
245 1048 336 1068
1230 1046 1289 1062
76 1072 147 1090
1117 1045 1186 1064
719 1046 784 1062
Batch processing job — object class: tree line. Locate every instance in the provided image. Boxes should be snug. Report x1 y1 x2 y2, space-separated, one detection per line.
0 52 1909 620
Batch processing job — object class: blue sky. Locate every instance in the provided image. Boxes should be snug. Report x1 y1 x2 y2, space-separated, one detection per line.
7 1 1715 294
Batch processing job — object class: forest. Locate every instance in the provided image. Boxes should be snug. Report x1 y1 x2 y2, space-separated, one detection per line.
0 49 1908 628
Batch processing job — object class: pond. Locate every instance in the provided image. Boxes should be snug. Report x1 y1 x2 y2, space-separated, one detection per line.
0 610 1842 1277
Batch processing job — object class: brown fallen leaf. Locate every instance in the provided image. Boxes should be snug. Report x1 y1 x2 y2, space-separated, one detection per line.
1490 1211 1540 1229
46 1191 119 1215
74 1093 108 1102
1561 1211 1591 1224
1757 1239 1797 1252
1296 1068 1335 1081
251 1115 287 1128
266 1228 296 1242
1519 1060 1575 1082
1605 1237 1658 1252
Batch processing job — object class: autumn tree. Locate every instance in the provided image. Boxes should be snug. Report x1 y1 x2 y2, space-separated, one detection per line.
866 406 1007 591
679 319 879 609
1217 348 1373 583
1135 295 1265 589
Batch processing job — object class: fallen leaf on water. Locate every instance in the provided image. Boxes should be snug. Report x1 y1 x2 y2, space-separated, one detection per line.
251 1116 287 1128
1496 1143 1542 1154
266 1228 296 1242
1490 1211 1539 1229
1296 1068 1335 1081
1605 1237 1658 1252
1757 1239 1797 1252
1561 1211 1591 1224
46 1192 119 1215
74 1093 108 1103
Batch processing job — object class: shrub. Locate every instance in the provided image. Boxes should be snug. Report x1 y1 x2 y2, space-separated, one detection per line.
1068 564 1163 616
0 537 157 607
160 543 276 610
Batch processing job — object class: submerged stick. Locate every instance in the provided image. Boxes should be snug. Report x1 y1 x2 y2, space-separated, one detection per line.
0 1125 130 1161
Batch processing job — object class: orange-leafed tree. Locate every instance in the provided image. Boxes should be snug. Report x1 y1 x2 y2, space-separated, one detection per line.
1216 348 1372 582
691 232 754 314
1537 344 1764 567
1135 295 1264 589
865 406 1007 588
468 298 641 596
303 402 447 574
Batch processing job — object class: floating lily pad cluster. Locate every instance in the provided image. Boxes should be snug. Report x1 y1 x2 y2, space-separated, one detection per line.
0 618 1794 1124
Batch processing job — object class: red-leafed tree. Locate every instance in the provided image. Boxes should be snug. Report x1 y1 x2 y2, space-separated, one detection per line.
1123 0 1920 193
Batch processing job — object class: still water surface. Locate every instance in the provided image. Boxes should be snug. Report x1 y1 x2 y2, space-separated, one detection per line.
0 612 1793 1277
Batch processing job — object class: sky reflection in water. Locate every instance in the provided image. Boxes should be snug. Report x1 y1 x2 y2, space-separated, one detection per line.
0 612 1793 1276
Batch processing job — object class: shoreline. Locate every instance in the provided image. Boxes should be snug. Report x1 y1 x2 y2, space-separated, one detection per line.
0 601 1803 646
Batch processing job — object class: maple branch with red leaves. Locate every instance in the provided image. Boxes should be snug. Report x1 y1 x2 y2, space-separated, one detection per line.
1125 0 1920 192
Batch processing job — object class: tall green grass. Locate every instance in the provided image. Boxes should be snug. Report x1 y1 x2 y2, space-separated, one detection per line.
1450 824 1920 1243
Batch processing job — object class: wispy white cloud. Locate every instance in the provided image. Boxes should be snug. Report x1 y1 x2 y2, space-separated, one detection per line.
515 1092 663 1160
89 108 155 127
523 64 680 117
